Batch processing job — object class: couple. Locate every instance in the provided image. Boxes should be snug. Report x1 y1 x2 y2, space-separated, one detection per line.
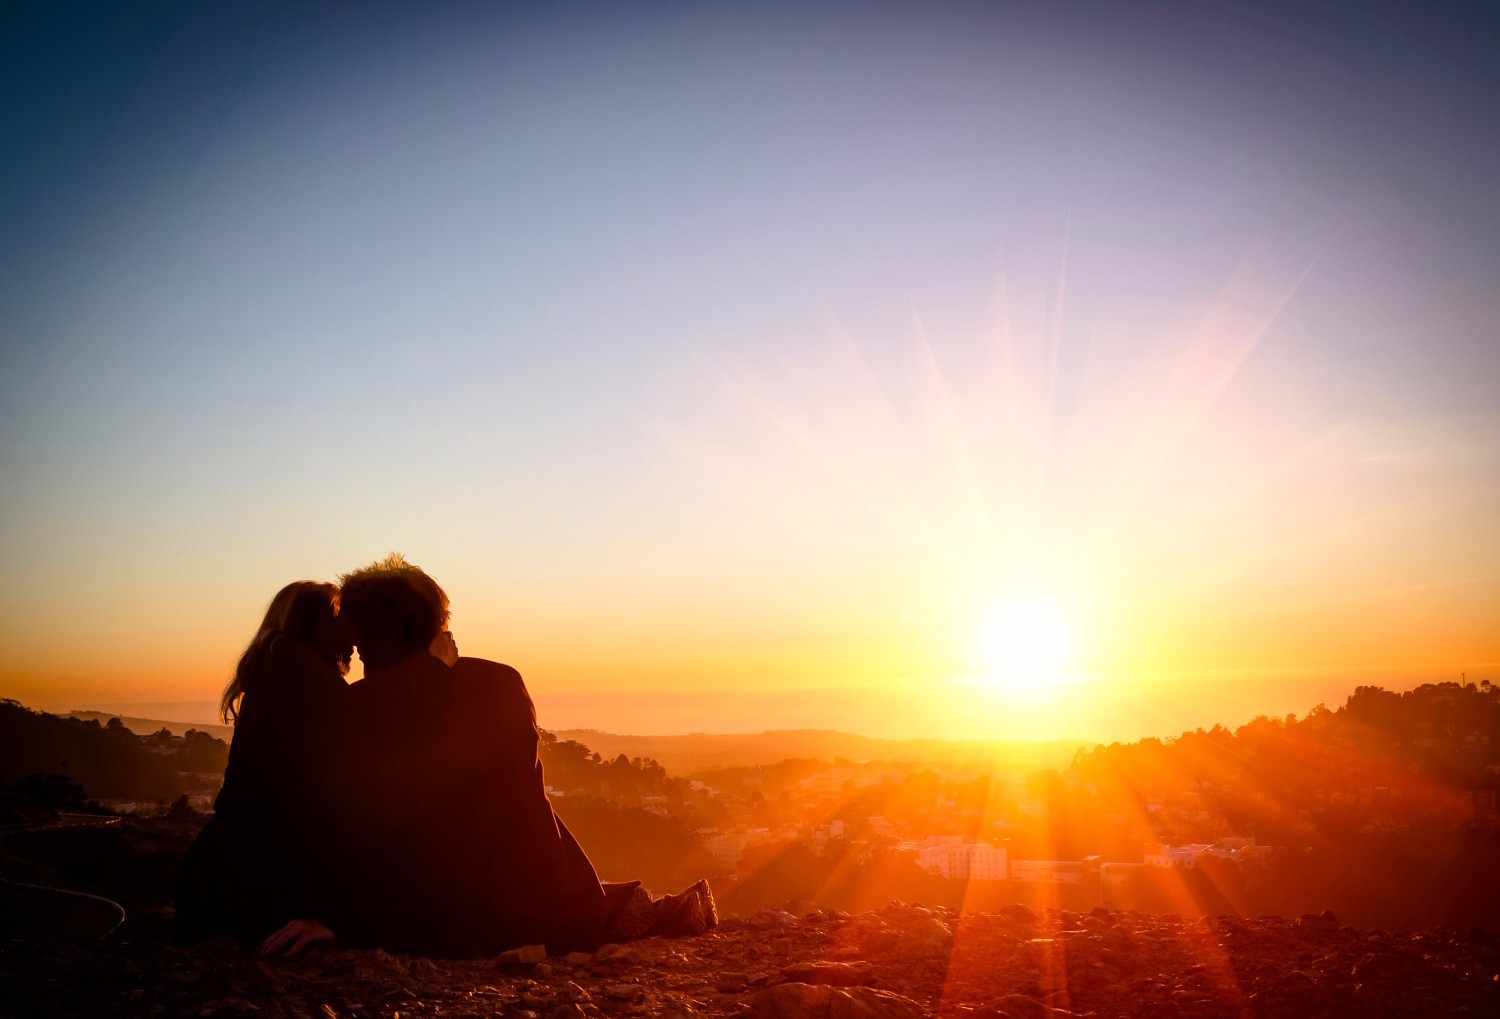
173 554 714 957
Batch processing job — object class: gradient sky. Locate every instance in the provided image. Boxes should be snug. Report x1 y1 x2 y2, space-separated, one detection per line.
2 1 1497 742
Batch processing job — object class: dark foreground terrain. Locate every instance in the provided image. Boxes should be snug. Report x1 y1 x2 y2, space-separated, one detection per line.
3 900 1497 1019
3 817 1497 1017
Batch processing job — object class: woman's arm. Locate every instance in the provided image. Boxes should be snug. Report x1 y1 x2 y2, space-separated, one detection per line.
257 918 335 956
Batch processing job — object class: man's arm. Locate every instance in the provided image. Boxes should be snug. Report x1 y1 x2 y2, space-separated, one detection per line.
429 630 458 666
448 657 543 782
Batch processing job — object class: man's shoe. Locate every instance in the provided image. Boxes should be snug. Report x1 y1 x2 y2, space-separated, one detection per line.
604 883 656 941
690 879 719 930
649 888 707 938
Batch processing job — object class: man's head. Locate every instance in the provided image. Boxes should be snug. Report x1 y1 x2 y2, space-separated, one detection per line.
338 552 450 672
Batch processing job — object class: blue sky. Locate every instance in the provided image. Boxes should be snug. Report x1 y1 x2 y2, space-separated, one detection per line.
3 1 1497 739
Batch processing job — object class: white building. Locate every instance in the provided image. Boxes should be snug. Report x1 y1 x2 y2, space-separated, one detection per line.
1146 837 1268 868
1010 859 1085 884
915 838 1008 881
704 831 749 871
810 820 846 844
1144 844 1212 869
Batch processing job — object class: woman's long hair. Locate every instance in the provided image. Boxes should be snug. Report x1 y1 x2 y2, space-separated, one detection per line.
219 581 339 724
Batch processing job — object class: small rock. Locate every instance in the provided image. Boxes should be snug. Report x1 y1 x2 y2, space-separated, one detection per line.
565 951 593 965
716 971 748 993
604 984 644 1001
894 916 952 957
991 995 1060 1019
194 999 260 1017
557 981 591 1003
1298 912 1339 934
405 957 441 979
1102 926 1135 953
754 909 801 928
1351 951 1417 983
495 944 548 965
1275 971 1319 995
837 919 899 955
781 961 877 986
749 982 926 1018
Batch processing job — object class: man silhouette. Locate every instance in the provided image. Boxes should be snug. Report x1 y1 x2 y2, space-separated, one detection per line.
329 553 607 957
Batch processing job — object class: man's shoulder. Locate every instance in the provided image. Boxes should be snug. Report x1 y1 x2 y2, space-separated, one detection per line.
451 656 525 685
348 654 449 701
449 657 532 713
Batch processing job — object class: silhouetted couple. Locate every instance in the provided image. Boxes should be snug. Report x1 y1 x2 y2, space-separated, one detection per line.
173 554 714 957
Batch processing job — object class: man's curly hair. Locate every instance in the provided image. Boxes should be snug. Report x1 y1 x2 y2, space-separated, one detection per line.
339 552 450 670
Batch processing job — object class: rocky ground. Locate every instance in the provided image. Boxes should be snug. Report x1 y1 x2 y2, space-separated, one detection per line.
3 901 1498 1019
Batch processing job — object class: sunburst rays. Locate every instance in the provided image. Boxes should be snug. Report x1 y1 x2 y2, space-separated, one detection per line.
673 220 1332 736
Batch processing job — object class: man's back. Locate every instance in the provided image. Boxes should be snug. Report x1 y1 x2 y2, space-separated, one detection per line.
340 653 607 956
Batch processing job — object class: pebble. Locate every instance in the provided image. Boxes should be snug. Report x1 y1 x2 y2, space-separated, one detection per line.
753 909 801 927
494 944 547 965
780 961 876 986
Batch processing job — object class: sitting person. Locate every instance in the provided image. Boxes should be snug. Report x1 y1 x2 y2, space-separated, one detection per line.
329 554 611 956
187 556 717 958
328 554 716 957
172 581 353 950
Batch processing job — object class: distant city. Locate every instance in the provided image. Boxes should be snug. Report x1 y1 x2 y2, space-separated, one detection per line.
6 680 1498 931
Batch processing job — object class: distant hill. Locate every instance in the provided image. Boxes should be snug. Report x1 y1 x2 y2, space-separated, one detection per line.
1 701 227 805
67 712 233 742
548 728 1091 774
56 709 1091 777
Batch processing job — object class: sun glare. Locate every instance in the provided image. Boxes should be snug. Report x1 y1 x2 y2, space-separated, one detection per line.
974 599 1075 700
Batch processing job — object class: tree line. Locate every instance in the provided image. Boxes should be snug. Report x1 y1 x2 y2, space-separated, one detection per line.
0 699 228 815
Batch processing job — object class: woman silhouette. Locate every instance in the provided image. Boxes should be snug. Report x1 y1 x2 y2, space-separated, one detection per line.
172 581 352 951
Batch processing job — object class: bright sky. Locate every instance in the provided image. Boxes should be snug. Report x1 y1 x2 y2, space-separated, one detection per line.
2 1 1497 742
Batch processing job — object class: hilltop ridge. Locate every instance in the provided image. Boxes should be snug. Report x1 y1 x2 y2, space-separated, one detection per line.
66 711 233 742
57 708 1092 774
548 729 1091 774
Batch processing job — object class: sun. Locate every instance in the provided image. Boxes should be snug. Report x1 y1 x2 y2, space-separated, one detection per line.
974 599 1075 699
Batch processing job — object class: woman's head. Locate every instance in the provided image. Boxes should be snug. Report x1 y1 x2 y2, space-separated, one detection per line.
220 581 347 723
